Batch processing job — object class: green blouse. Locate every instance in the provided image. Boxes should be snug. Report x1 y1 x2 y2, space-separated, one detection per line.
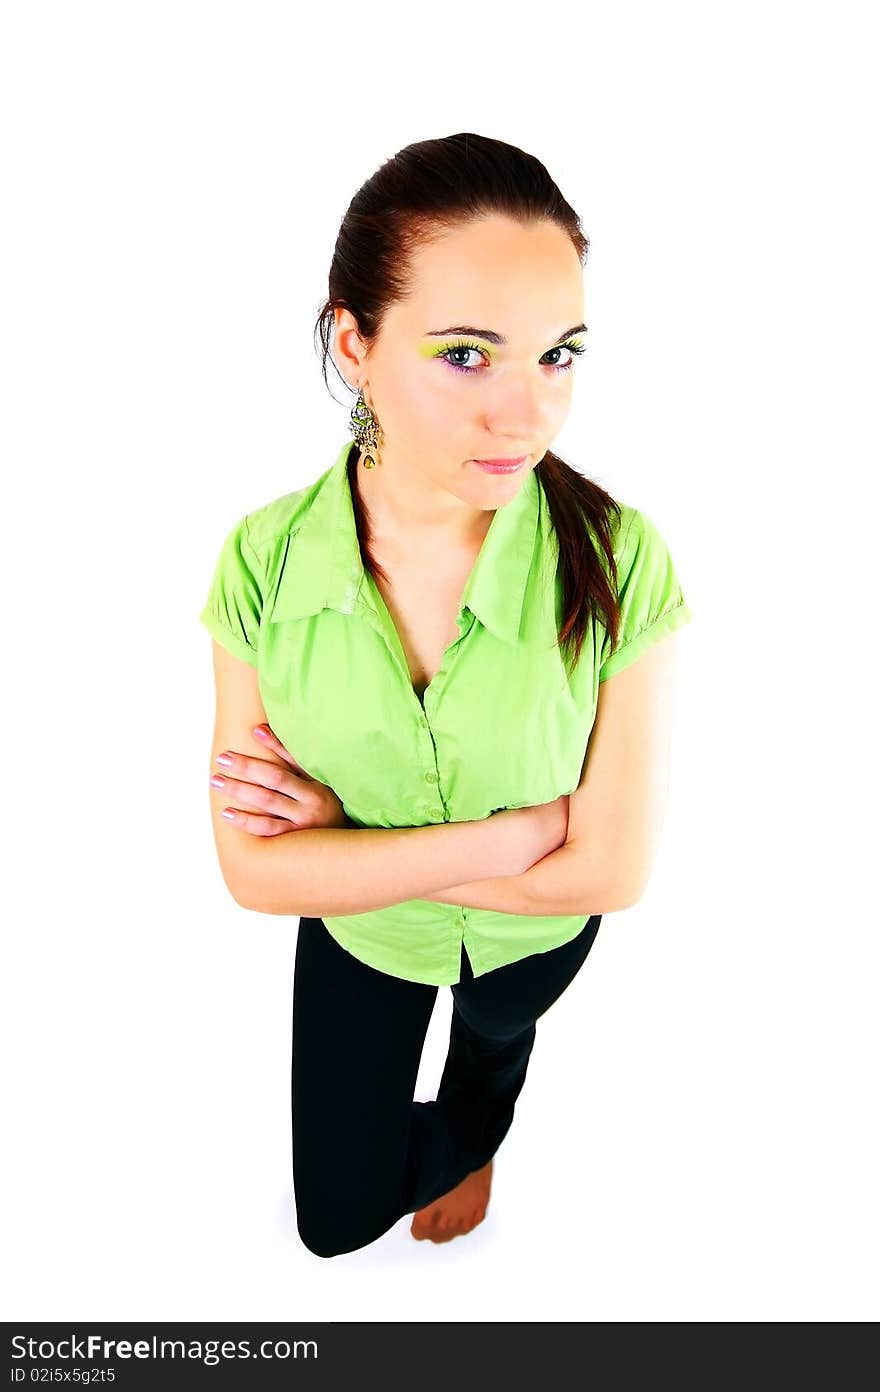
200 440 693 985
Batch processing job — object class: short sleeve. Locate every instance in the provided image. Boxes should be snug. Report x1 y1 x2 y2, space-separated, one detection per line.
599 507 693 682
199 514 265 667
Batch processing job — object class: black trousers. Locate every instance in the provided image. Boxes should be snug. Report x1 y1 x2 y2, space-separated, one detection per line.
291 913 602 1258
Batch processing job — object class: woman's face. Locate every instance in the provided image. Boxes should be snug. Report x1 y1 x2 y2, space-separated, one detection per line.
334 214 587 526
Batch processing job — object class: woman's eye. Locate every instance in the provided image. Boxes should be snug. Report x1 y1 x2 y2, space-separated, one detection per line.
444 345 484 371
543 344 576 369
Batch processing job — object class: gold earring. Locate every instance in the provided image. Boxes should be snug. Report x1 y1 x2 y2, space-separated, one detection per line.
348 386 383 468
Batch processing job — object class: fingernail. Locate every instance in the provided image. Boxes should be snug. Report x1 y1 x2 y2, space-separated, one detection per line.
216 754 233 766
253 726 267 738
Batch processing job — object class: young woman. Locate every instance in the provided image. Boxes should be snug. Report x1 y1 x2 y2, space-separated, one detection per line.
200 132 693 1258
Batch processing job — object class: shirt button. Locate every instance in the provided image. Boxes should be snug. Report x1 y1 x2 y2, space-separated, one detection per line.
425 771 438 783
431 806 444 818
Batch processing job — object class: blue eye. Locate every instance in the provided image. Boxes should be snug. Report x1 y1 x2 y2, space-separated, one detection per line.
436 338 588 375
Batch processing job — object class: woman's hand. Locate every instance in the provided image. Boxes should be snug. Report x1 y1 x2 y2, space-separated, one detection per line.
503 793 571 874
422 794 571 903
210 724 352 836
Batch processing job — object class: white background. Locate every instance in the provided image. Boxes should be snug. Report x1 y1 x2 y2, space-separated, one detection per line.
2 0 877 1322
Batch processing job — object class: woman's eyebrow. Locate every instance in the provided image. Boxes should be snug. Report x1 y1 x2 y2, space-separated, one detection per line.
423 322 588 346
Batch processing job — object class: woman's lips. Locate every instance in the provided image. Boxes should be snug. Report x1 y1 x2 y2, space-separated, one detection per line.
470 455 528 473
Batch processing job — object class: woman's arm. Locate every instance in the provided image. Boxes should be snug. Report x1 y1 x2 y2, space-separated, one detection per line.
207 642 575 917
431 632 683 918
240 815 538 917
421 839 625 916
207 641 546 917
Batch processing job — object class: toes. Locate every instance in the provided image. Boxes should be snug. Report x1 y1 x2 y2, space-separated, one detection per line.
411 1204 486 1243
411 1209 443 1241
430 1223 457 1243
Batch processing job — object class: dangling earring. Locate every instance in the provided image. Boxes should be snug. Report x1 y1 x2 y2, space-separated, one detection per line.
348 386 383 468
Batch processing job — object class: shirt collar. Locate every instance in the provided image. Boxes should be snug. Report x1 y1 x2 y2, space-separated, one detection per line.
269 440 542 645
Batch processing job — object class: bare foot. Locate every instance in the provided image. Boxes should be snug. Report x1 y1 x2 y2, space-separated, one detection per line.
410 1158 493 1243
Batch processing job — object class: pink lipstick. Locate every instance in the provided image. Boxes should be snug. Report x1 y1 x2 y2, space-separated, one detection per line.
470 455 528 474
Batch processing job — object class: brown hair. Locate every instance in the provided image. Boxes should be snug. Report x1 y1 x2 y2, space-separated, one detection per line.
313 132 623 676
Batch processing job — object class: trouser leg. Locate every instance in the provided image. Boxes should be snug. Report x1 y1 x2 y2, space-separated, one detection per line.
291 916 439 1258
432 915 603 1177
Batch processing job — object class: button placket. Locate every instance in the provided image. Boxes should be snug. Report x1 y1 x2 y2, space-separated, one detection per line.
417 686 446 819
